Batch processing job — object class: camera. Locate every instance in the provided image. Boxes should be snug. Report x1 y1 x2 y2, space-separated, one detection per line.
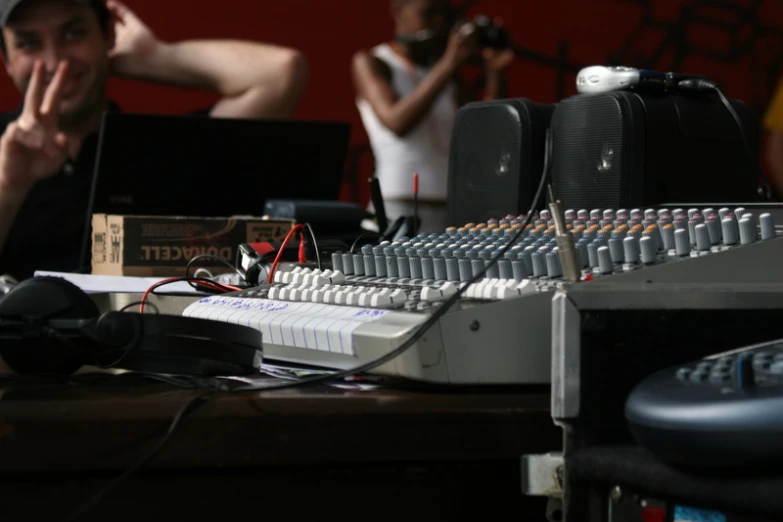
472 16 511 50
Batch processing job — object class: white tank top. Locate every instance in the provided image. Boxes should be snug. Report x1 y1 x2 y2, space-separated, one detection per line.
356 43 457 201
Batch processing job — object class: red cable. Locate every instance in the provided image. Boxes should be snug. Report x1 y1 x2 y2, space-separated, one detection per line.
140 277 240 313
267 224 305 284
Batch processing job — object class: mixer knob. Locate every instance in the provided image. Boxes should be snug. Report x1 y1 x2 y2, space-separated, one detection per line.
695 224 711 252
658 208 669 217
738 218 756 246
687 208 699 220
331 252 344 274
576 240 589 268
608 237 624 263
702 208 714 218
721 217 739 246
674 217 687 231
639 236 656 264
761 213 776 240
483 249 501 279
674 228 690 257
588 241 600 268
564 209 576 221
546 250 563 278
735 207 746 220
597 246 613 274
372 245 387 277
341 252 355 275
519 249 534 279
623 236 640 264
706 216 722 245
442 247 459 281
590 209 601 220
420 248 435 280
719 207 730 219
661 224 675 251
540 209 552 221
687 219 699 246
531 251 547 278
362 245 377 276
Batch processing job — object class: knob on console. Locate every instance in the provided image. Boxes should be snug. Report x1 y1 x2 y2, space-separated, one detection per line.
761 213 776 241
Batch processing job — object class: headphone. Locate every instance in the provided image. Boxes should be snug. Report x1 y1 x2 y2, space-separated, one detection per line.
0 277 263 377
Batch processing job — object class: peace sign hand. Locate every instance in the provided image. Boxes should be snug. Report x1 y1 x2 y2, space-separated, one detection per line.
0 59 70 193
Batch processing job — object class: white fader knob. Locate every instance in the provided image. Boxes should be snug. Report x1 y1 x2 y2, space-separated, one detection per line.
421 282 458 302
761 213 776 241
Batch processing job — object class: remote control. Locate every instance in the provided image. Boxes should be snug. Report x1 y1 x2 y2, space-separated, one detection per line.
625 338 783 469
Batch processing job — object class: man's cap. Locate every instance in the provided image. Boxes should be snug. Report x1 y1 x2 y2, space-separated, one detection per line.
0 0 93 27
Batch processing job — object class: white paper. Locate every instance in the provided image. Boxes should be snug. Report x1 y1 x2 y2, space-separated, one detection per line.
33 271 206 295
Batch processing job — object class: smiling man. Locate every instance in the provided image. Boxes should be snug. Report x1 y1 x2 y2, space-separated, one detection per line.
0 0 309 280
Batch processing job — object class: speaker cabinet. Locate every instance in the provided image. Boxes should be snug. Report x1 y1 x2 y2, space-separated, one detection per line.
446 99 554 226
549 91 760 210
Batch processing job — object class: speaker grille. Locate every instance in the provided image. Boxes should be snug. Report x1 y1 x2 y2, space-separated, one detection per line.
447 102 524 225
551 95 626 209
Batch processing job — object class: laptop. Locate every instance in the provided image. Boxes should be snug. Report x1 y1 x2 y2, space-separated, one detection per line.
79 113 351 270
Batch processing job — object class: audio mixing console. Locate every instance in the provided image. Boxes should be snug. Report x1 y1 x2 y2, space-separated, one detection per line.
183 206 783 384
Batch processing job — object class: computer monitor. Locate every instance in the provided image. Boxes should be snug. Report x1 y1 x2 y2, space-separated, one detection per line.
80 113 351 269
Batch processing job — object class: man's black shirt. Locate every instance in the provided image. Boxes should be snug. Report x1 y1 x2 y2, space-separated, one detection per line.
0 104 116 280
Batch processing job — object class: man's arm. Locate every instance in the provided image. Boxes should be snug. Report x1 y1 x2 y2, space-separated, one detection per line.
107 1 308 120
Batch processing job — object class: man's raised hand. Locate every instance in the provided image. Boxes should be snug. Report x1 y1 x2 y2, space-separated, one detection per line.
0 59 70 192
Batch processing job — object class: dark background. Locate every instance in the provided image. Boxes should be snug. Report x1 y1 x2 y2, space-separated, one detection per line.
2 0 780 206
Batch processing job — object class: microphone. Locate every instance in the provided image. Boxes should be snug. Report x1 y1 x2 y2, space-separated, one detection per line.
576 65 713 95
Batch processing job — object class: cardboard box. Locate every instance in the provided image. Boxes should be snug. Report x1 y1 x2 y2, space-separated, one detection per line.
91 214 295 277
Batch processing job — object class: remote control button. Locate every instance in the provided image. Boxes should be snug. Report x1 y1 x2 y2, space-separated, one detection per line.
676 368 691 381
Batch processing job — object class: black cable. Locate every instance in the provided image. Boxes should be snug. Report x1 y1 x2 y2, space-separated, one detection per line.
62 391 214 522
678 79 777 201
148 277 236 297
303 223 322 270
185 254 247 292
350 231 378 254
232 130 553 393
118 301 159 314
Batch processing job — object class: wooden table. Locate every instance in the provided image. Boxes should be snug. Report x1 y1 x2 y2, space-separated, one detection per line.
0 380 559 521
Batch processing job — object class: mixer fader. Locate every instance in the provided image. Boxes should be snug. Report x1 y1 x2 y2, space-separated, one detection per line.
183 206 783 384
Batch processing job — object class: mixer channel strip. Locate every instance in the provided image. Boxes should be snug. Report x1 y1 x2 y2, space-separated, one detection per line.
331 206 777 284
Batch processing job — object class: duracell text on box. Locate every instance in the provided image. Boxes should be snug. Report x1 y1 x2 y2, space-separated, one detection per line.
91 214 295 277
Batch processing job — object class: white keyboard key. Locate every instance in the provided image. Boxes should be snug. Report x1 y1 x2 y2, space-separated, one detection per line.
422 281 459 302
328 271 346 284
288 288 301 301
370 294 393 308
389 289 407 304
300 289 313 301
311 290 324 303
346 293 360 306
334 291 349 305
273 271 287 284
323 290 337 304
278 288 290 300
268 287 281 300
516 280 536 294
358 293 373 307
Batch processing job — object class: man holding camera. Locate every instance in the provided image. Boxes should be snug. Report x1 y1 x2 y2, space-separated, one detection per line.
352 0 514 233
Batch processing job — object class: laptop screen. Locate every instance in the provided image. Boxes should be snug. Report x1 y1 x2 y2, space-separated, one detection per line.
79 113 351 270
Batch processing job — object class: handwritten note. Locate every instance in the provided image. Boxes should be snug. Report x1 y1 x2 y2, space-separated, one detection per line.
183 296 390 357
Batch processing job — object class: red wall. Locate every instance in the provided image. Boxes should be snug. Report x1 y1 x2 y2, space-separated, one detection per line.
2 0 782 204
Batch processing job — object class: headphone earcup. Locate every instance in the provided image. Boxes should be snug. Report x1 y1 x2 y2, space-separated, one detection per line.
0 277 99 376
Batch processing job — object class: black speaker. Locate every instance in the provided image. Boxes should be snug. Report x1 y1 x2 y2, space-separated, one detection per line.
446 98 555 227
549 91 760 210
0 277 263 377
